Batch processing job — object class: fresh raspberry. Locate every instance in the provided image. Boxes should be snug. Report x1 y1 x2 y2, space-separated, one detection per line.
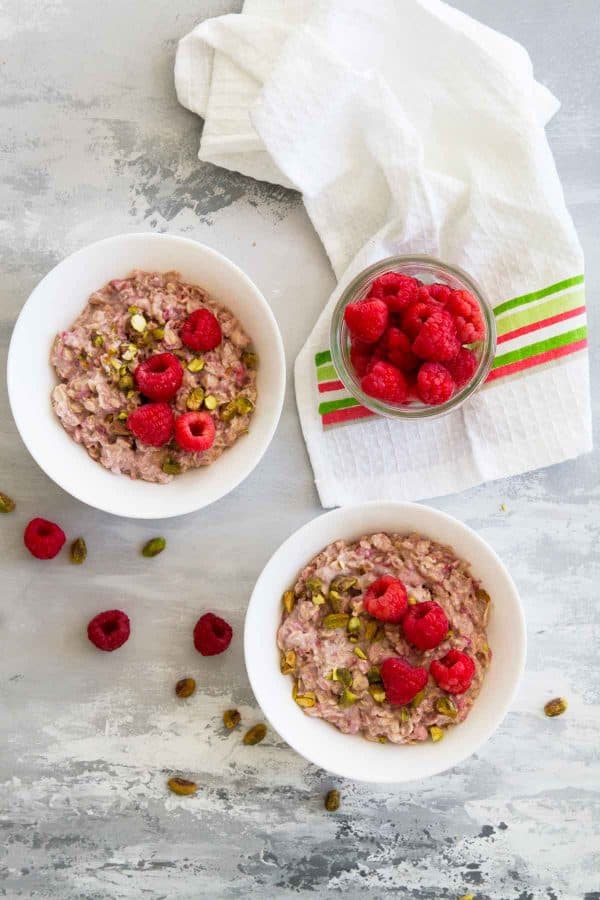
350 339 375 378
127 402 174 447
380 657 429 706
134 352 183 402
430 649 476 694
401 299 441 340
364 575 408 623
361 361 408 404
344 298 388 344
445 290 485 344
175 411 216 452
87 609 131 652
181 308 222 352
402 601 449 650
368 272 420 313
417 362 455 405
24 518 66 559
427 282 452 304
193 612 233 656
412 310 461 362
379 327 419 372
445 347 478 389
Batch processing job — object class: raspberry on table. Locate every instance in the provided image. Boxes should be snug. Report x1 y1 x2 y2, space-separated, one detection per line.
23 518 66 559
87 609 131 652
445 347 478 388
402 600 449 650
416 362 456 405
181 308 222 352
380 327 419 372
344 298 388 344
401 299 441 340
430 649 476 694
380 657 429 706
364 575 408 623
134 352 183 402
445 289 485 344
361 360 408 404
175 411 216 452
194 612 233 656
412 310 461 362
127 402 174 447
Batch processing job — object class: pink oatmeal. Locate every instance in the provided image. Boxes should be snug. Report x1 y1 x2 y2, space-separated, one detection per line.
51 270 257 483
277 532 491 745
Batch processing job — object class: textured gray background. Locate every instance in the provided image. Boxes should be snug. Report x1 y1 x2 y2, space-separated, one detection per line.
1 1 599 898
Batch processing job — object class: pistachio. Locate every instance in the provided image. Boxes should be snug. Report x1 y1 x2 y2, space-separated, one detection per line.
429 726 444 742
400 708 409 723
121 346 137 361
0 492 15 514
347 616 361 634
338 688 358 708
324 789 340 812
92 333 104 348
167 777 197 796
435 697 458 719
175 677 196 698
363 620 380 642
476 587 491 604
142 537 166 558
280 649 297 675
328 589 343 612
305 577 323 595
291 680 298 701
235 396 254 415
161 459 181 476
377 735 388 743
295 692 317 708
348 635 359 644
118 374 134 391
459 895 475 900
331 667 353 687
367 667 382 685
186 387 205 411
243 723 267 745
223 709 241 729
544 697 568 718
204 395 218 411
330 575 358 594
322 613 350 630
220 400 238 422
187 356 205 373
130 313 147 333
411 689 426 708
70 537 87 565
282 590 296 614
407 595 418 606
369 685 386 703
117 410 129 422
153 327 165 340
312 593 326 606
354 647 368 661
446 630 454 640
241 350 259 370
128 305 141 314
110 357 122 371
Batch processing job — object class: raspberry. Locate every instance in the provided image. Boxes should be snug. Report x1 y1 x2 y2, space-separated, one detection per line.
445 347 478 389
417 362 455 405
368 272 420 313
87 609 130 651
430 649 476 694
427 282 452 304
134 352 183 402
181 308 222 352
402 601 449 650
401 299 441 340
361 361 408 404
445 290 485 343
175 411 216 452
380 657 429 706
127 402 174 447
412 310 461 362
193 612 233 656
380 327 419 372
364 575 408 623
350 339 375 377
24 518 66 559
344 298 388 344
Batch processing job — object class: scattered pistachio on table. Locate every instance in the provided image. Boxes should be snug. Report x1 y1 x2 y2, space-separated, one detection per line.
0 492 16 513
324 789 340 812
70 537 87 565
142 537 166 558
544 697 567 718
175 678 196 699
223 709 241 730
243 723 267 745
167 777 197 796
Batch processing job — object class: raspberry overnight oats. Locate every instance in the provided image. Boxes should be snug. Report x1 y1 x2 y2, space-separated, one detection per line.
277 532 491 745
51 270 257 483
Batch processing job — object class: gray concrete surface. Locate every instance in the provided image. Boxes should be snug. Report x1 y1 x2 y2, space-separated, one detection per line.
1 1 599 897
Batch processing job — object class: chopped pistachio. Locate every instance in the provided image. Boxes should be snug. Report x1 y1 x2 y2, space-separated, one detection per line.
330 575 358 594
92 333 104 348
322 613 350 629
130 313 147 333
291 681 298 701
363 620 380 642
324 789 340 812
369 685 386 703
0 492 15 514
544 697 568 718
127 305 141 314
411 689 426 708
153 327 165 340
295 692 317 709
347 616 361 634
186 387 205 411
142 537 166 558
70 537 87 565
243 723 267 745
312 593 326 606
407 595 418 606
236 396 254 415
110 357 122 371
429 726 444 742
348 634 359 644
241 350 259 370
459 895 475 900
306 577 323 594
175 677 196 699
377 735 388 744
167 777 197 796
204 395 218 411
282 590 296 613
223 709 241 730
331 667 353 687
220 400 238 422
400 708 409 723
116 410 128 422
280 649 296 675
367 667 382 685
338 688 358 708
435 697 458 719
161 459 181 476
327 589 343 612
476 587 491 605
118 374 134 391
354 647 368 660
187 357 205 373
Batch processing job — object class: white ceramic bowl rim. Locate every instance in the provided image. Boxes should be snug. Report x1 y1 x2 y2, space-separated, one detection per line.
244 501 526 784
7 232 286 519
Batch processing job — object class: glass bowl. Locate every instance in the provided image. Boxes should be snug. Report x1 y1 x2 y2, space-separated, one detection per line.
330 255 496 420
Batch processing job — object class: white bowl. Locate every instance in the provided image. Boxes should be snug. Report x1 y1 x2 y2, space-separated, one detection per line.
245 501 526 783
7 233 285 519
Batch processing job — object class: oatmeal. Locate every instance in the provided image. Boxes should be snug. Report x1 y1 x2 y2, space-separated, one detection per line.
51 270 257 483
277 532 491 745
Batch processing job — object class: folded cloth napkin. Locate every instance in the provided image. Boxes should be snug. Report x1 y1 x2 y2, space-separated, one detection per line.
175 0 592 507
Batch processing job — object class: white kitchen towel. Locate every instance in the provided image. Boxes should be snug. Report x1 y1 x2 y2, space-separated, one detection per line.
175 0 592 507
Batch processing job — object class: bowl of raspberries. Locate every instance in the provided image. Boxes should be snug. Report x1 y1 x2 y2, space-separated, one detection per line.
330 256 496 418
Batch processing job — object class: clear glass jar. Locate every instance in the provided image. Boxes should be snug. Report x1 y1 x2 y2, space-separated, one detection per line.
329 255 496 420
